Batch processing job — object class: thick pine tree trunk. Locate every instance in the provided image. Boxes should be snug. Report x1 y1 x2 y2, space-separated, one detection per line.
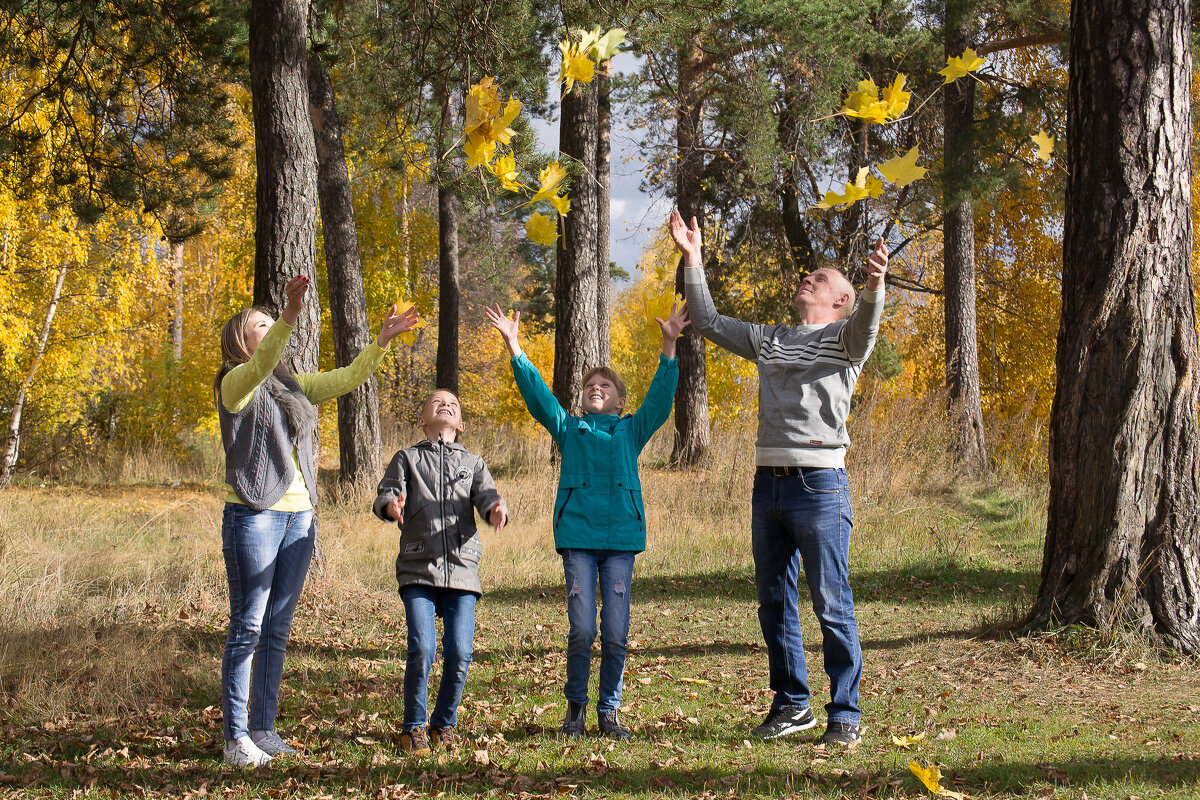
1025 0 1200 653
553 80 600 412
249 0 320 374
942 0 987 472
308 52 382 484
595 59 612 366
672 43 711 465
435 87 460 394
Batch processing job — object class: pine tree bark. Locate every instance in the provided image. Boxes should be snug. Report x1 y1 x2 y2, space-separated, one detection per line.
308 51 382 484
942 0 988 472
435 86 460 394
672 42 711 465
1025 0 1200 653
249 0 320 374
553 80 600 412
595 59 612 366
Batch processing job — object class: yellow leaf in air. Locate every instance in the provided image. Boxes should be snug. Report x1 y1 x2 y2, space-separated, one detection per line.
526 211 559 247
813 167 877 210
594 28 626 61
1032 128 1055 160
465 76 501 134
642 286 683 332
939 48 987 84
531 161 569 203
877 146 928 187
881 73 911 119
464 133 497 169
549 192 571 217
488 153 524 192
573 26 601 56
393 299 428 346
844 77 879 111
890 731 927 748
909 761 968 799
560 40 596 94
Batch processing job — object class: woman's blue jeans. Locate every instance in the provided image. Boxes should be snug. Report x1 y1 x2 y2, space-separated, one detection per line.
400 585 477 731
561 549 636 714
221 503 315 741
751 468 862 724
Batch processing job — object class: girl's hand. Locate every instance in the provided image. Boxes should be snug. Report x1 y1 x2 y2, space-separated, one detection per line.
386 494 405 524
280 275 310 326
656 301 691 360
668 210 703 267
488 501 507 532
377 304 421 348
483 303 522 356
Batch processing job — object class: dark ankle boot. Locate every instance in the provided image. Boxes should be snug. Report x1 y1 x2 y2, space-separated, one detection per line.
560 700 586 737
598 709 631 739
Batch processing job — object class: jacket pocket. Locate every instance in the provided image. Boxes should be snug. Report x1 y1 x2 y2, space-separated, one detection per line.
554 488 576 528
626 488 643 522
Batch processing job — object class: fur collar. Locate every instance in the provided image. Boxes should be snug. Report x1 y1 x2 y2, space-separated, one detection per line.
265 364 318 442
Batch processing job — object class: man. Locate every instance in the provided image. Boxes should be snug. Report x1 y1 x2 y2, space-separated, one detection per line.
670 210 888 748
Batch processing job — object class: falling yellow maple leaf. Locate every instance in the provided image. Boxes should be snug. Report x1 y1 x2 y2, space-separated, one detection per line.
392 299 428 346
842 74 909 125
909 761 968 800
526 211 559 247
488 153 525 192
939 48 987 83
642 286 683 333
464 133 497 169
1032 128 1055 160
593 27 626 61
877 146 928 187
559 40 595 94
465 76 502 133
531 161 569 203
814 167 880 210
549 193 571 216
890 732 927 748
881 73 911 119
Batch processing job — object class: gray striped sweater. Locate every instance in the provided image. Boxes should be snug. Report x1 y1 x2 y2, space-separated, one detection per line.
683 265 884 468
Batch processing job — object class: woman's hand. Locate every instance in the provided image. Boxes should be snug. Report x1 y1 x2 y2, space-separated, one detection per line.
377 304 421 348
483 303 522 357
279 275 310 326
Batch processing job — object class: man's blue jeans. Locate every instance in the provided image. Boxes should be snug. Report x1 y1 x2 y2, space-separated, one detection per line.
561 549 635 714
221 504 315 741
400 585 477 731
751 467 861 724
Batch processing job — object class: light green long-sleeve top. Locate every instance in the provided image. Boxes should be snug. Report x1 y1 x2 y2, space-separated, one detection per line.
220 319 389 511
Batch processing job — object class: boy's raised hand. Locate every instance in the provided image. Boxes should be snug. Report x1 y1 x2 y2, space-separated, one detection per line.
669 210 703 267
655 302 691 359
483 303 522 357
280 275 310 326
377 303 421 348
386 493 406 524
488 501 507 532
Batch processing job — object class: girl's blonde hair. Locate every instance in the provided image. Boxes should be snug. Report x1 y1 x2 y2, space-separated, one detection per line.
213 306 274 395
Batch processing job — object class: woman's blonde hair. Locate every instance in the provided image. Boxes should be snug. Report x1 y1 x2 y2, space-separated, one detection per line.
213 306 273 395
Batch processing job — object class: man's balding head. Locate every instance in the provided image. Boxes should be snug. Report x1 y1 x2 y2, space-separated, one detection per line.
795 267 856 323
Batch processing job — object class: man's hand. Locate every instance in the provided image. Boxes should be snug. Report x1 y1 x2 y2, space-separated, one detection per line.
655 301 691 359
488 501 507 532
377 303 421 348
386 493 406 524
280 275 309 326
669 210 703 267
865 237 888 292
483 303 522 357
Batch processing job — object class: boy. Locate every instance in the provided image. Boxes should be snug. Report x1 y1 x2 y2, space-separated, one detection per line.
482 301 689 738
373 389 508 754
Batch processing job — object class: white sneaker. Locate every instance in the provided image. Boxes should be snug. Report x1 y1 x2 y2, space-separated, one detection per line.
223 736 273 767
250 729 298 756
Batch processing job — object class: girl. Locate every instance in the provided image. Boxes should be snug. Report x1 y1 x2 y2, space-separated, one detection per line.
215 275 418 767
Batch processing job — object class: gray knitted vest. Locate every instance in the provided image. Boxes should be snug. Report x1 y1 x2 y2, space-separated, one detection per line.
218 366 319 511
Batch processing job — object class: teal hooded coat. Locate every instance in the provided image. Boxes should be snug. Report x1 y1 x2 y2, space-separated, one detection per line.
511 352 679 552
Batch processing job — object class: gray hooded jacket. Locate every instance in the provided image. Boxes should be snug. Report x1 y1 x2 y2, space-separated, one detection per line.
373 438 506 596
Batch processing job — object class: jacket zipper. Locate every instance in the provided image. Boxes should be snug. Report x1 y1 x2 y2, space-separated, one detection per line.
439 436 450 586
555 488 575 527
629 489 641 522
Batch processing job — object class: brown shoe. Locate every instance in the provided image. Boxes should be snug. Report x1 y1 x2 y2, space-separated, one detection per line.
399 727 431 755
429 726 457 750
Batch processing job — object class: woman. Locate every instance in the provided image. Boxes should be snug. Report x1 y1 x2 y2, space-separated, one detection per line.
215 275 418 767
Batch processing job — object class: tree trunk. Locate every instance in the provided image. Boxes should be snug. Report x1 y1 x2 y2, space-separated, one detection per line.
1025 0 1199 653
595 58 612 366
942 0 988 472
0 254 68 489
435 86 460 394
553 79 600 412
671 42 711 465
249 0 320 374
308 51 382 484
169 241 183 362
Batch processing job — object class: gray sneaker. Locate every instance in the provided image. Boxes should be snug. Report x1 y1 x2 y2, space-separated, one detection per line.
819 720 863 748
223 736 272 768
250 729 297 756
751 705 817 739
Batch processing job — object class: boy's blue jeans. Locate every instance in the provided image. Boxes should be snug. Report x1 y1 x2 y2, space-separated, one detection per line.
751 467 862 724
561 549 636 714
400 585 477 731
221 504 315 741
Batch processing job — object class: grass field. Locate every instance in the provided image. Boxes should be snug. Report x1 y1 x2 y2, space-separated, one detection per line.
1 412 1198 799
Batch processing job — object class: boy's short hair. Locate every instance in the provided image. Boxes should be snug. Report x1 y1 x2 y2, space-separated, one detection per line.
581 366 627 400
